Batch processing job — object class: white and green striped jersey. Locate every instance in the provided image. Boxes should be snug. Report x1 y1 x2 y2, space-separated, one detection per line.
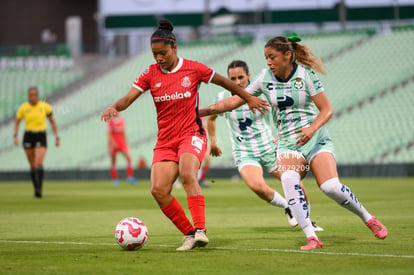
214 90 275 160
246 64 324 140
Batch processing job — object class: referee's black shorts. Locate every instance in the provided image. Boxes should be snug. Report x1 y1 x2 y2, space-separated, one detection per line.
23 131 47 149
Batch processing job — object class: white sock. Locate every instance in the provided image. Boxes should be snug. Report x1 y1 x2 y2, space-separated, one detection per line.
320 177 372 223
281 170 316 239
268 190 288 208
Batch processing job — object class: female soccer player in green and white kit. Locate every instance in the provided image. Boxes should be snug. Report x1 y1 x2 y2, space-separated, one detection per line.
208 60 323 230
200 34 387 250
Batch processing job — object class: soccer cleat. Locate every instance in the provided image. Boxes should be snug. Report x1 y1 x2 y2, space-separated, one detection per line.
194 229 209 248
366 216 388 239
176 235 196 251
312 221 324 232
284 207 298 227
127 177 138 184
301 237 323 250
112 180 120 186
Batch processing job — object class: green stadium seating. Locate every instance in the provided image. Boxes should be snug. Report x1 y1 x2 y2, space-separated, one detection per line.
0 40 243 170
320 27 414 112
329 81 414 164
1 28 413 171
0 70 83 121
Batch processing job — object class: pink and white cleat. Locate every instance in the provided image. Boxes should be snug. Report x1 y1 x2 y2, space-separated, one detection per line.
366 216 388 239
301 237 323 250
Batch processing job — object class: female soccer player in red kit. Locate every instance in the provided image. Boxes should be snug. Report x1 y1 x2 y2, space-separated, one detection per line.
101 19 267 251
107 115 136 185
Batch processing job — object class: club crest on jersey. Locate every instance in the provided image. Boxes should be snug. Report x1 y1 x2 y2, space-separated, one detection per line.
181 76 191 88
294 78 304 90
191 136 204 153
155 82 162 87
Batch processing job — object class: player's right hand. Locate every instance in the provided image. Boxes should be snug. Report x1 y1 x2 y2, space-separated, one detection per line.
247 95 269 114
101 107 118 122
210 143 222 157
14 137 19 145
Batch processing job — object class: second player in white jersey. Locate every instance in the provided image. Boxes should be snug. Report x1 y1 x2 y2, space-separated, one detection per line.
214 90 275 169
199 33 387 251
208 60 324 229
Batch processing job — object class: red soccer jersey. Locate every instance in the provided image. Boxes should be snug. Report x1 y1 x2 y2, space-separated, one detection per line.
107 117 126 140
133 58 215 142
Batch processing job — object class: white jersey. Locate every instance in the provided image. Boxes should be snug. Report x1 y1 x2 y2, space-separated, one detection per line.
246 64 325 140
214 90 275 160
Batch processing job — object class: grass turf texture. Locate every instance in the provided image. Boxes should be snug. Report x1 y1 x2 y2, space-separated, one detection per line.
0 178 413 274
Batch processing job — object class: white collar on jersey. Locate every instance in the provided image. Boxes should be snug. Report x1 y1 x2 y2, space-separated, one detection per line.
160 57 183 74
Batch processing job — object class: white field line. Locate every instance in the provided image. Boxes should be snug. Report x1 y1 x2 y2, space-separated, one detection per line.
0 240 413 259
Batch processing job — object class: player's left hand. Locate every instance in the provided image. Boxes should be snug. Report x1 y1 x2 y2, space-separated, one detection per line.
247 96 269 114
101 107 118 122
295 126 316 146
55 137 60 147
210 143 222 157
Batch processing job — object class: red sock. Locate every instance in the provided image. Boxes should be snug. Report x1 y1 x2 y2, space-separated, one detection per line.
187 195 206 230
199 166 209 181
161 198 194 235
126 164 134 178
110 165 118 180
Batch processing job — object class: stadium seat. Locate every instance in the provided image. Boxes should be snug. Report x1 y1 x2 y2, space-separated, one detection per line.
1 28 414 170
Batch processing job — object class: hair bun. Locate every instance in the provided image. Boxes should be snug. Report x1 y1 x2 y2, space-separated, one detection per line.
158 19 174 32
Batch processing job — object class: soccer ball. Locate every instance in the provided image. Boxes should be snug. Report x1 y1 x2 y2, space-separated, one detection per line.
115 217 148 250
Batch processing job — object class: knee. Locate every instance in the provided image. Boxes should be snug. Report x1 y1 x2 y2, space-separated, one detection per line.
150 185 169 200
35 159 44 167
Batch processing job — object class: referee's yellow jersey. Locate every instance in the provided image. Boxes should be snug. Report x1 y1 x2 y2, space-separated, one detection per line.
16 101 52 131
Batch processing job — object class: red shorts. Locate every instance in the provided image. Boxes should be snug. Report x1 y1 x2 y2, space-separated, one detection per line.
152 134 207 166
108 139 129 157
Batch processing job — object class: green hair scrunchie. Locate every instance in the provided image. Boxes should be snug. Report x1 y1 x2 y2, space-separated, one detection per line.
288 32 301 43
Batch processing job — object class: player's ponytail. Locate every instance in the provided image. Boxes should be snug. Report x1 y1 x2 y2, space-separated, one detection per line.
151 19 176 46
265 33 326 75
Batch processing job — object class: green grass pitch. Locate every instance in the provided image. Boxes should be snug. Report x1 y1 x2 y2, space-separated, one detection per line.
0 177 413 274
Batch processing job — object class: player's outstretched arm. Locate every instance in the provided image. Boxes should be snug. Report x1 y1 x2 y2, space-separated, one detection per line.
207 115 222 157
101 88 143 122
210 73 269 114
199 95 243 117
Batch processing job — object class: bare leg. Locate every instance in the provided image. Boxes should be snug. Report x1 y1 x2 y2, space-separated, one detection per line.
240 165 280 202
24 148 38 196
151 161 195 236
150 161 178 208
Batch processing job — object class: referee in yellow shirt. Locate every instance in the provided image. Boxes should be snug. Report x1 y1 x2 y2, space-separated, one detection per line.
14 87 59 198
